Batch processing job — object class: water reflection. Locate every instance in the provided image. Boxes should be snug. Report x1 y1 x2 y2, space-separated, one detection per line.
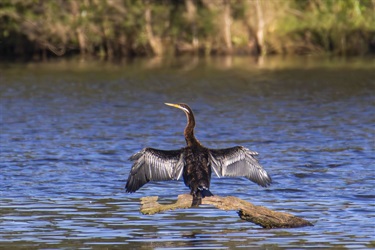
0 57 374 249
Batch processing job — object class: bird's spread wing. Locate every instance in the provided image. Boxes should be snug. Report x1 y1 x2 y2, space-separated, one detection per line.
125 148 185 193
208 146 272 187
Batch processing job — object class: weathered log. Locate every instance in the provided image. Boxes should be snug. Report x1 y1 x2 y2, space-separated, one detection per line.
140 194 313 229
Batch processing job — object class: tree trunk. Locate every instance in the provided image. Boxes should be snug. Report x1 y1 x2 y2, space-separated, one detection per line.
255 0 265 55
70 1 87 55
185 0 198 49
222 0 232 52
144 0 163 56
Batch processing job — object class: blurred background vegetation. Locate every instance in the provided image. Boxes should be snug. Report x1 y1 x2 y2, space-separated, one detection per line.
1 0 374 60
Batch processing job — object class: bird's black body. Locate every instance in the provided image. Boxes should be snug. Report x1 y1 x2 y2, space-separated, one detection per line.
126 103 272 206
183 144 213 206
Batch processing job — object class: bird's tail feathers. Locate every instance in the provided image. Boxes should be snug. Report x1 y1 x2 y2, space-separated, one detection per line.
198 186 214 198
192 186 214 207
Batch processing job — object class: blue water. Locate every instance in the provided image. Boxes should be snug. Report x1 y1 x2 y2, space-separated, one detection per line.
0 57 374 249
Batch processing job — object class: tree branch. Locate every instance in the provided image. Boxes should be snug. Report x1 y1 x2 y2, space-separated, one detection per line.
140 194 313 229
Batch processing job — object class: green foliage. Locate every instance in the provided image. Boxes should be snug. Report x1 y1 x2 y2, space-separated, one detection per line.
0 0 374 59
272 0 375 55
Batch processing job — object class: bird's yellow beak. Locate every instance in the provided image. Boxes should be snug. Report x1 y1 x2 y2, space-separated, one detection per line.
165 103 181 109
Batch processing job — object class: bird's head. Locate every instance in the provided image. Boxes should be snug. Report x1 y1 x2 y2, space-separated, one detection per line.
165 102 196 134
164 103 200 146
165 103 192 115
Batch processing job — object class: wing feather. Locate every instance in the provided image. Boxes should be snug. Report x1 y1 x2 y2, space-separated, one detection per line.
126 148 185 192
208 146 272 187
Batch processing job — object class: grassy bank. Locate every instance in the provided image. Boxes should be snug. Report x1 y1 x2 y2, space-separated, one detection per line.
1 0 374 60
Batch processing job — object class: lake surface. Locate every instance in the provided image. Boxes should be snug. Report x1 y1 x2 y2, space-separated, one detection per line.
0 56 374 249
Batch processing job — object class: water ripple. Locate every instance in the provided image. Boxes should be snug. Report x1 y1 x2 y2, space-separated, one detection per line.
1 60 374 249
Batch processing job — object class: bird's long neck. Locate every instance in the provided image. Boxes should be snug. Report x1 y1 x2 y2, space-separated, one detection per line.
184 112 198 147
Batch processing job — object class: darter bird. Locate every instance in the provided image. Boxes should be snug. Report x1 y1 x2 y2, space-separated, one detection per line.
126 103 272 206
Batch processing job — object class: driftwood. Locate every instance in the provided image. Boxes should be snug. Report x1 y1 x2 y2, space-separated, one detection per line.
140 194 313 229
